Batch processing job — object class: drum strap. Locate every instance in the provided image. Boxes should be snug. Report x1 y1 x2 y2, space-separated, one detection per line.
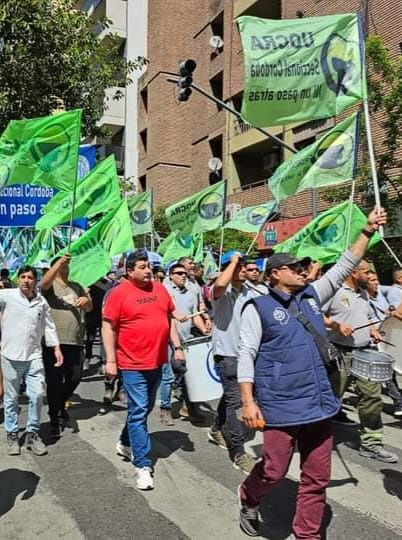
287 305 341 374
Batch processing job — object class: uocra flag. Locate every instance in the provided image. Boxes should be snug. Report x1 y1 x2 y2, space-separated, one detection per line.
0 110 82 191
274 201 379 264
237 13 365 126
269 113 359 203
35 155 121 229
165 181 226 236
224 201 277 233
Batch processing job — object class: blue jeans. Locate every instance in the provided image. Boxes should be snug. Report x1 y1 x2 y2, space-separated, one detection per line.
160 362 174 409
120 368 162 468
2 356 45 433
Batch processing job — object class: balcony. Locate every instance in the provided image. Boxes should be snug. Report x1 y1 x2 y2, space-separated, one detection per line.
101 87 125 127
229 114 283 154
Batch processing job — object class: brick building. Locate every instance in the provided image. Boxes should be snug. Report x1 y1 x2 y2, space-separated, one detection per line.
137 0 401 228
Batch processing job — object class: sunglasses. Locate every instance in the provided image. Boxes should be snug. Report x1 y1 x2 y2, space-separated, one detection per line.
246 267 259 272
279 263 309 274
172 271 187 276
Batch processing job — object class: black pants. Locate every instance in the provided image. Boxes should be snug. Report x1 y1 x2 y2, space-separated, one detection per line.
385 372 402 406
85 320 101 359
43 344 83 422
212 356 244 459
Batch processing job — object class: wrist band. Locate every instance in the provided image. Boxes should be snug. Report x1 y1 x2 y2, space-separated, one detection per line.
362 228 375 238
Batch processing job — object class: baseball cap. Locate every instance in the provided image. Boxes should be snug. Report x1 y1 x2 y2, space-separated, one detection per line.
265 253 311 273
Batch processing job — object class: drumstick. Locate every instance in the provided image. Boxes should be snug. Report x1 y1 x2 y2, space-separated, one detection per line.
186 310 207 320
353 320 381 331
378 338 396 347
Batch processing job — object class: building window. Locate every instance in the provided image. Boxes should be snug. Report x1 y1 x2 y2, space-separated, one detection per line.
210 71 223 111
139 175 147 191
242 0 281 19
140 129 147 152
209 136 223 185
140 87 148 112
210 12 224 58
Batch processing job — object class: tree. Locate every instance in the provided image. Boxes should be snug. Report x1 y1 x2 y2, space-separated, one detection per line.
0 0 145 137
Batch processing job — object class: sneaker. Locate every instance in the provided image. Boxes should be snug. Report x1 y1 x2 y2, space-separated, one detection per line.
25 432 47 456
233 453 255 475
83 358 90 372
116 441 132 461
207 429 228 450
135 466 154 490
160 409 175 426
179 404 189 418
237 485 260 537
116 388 126 402
359 444 398 463
98 364 105 376
103 388 114 405
7 432 20 455
333 410 357 426
393 404 402 418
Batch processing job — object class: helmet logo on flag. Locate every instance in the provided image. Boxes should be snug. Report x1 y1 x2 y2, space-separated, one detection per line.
313 130 354 170
311 211 346 246
198 191 224 220
321 33 360 97
130 201 151 225
247 206 268 226
30 123 71 172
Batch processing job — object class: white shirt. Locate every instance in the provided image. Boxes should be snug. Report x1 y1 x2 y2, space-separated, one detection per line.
0 289 59 361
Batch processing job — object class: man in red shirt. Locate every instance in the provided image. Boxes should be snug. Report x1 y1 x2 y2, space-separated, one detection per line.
103 250 184 490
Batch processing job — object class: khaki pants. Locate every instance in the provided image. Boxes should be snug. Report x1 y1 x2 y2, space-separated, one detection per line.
330 349 383 447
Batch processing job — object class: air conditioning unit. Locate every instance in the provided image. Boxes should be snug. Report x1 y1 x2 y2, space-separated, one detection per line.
226 203 242 220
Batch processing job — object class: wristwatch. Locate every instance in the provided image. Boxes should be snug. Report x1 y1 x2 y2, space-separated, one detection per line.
361 227 375 238
174 346 183 351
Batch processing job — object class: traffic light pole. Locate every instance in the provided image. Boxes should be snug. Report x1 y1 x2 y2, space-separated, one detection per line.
166 76 297 154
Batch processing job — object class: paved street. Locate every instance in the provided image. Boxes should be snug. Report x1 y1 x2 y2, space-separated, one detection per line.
1 362 401 540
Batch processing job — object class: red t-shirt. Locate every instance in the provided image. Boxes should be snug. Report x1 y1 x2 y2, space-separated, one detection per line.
103 279 174 370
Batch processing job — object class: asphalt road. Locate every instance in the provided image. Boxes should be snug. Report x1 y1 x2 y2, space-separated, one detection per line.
0 360 401 540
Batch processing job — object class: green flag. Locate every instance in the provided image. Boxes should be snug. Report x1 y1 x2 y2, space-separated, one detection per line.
237 14 366 126
203 250 219 279
158 232 203 265
165 181 226 235
35 155 121 230
61 200 134 287
274 201 380 265
127 190 153 236
25 229 56 266
224 201 277 233
269 113 359 203
0 110 82 191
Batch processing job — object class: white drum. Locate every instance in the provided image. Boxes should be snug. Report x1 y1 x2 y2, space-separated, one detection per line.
378 317 402 374
183 336 223 402
351 348 395 383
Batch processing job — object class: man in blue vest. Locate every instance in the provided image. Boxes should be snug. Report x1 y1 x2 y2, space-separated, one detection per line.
236 206 387 538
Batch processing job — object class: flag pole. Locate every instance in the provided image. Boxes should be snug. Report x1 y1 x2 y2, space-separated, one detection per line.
246 205 278 255
218 180 228 267
381 238 402 268
150 188 155 252
67 111 82 249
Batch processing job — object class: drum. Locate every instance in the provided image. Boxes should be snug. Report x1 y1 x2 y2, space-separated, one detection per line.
351 349 395 383
183 336 223 402
378 317 402 374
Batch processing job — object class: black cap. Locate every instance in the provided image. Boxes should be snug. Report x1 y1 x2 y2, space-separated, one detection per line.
266 253 311 273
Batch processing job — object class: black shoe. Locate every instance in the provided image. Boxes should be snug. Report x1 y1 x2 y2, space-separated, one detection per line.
59 408 70 422
238 486 260 536
393 404 402 418
49 421 61 439
333 410 357 426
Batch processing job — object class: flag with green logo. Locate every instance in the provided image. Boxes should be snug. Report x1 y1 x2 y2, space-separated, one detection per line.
158 232 203 265
25 229 56 266
58 200 134 286
237 13 366 126
165 181 226 235
35 155 121 230
203 250 219 279
224 201 277 233
127 190 153 236
274 201 380 264
269 113 359 202
0 110 82 191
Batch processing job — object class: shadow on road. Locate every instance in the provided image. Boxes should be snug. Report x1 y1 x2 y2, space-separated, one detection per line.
151 429 195 462
0 468 40 517
381 468 402 500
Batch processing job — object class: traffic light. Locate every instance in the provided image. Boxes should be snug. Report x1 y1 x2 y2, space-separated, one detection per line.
177 59 196 101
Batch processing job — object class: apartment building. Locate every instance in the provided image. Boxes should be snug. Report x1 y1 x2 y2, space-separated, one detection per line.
75 0 147 187
137 0 400 241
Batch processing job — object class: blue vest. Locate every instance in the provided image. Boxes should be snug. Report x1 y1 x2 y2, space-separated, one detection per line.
251 285 340 427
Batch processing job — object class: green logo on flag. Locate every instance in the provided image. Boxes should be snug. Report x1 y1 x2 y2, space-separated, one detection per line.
130 201 151 225
321 33 360 97
310 211 346 246
314 129 354 170
247 206 269 226
177 235 193 249
198 191 224 220
29 123 71 173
